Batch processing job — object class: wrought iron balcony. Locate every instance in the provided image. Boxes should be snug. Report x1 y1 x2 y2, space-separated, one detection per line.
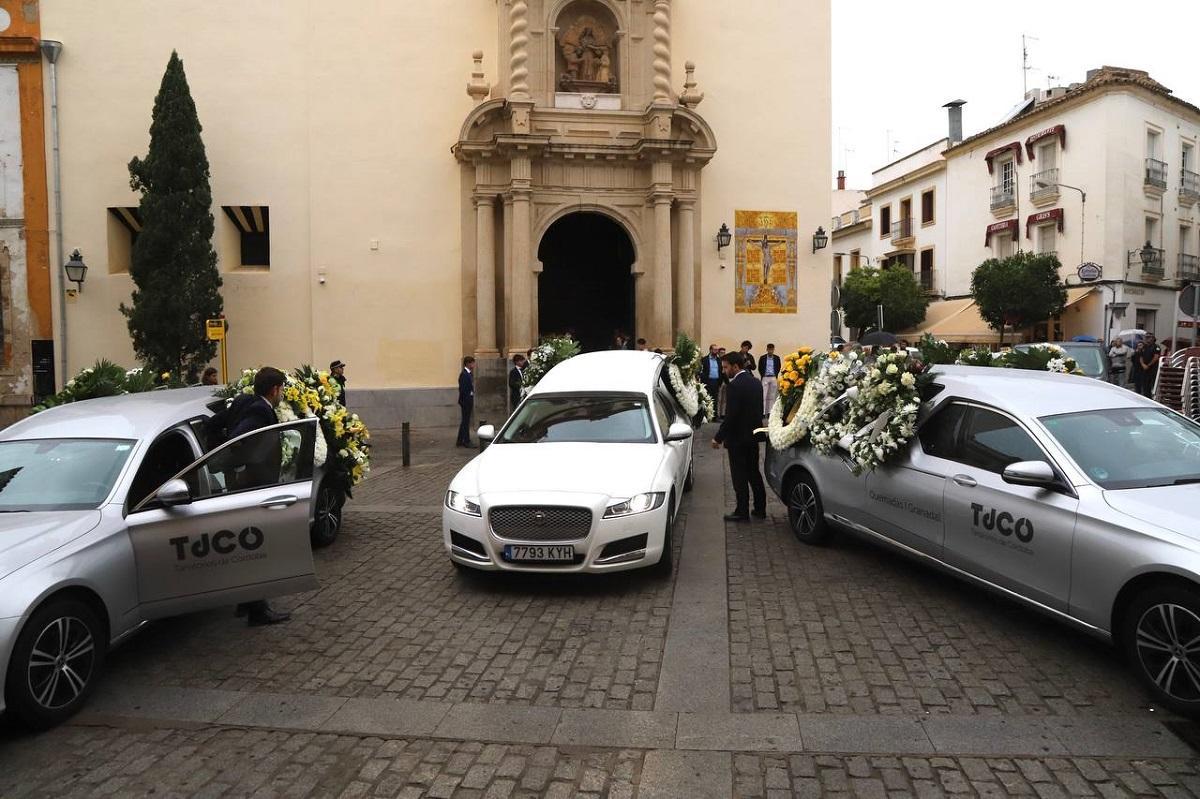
990 183 1015 210
1182 168 1200 204
1145 158 1168 190
1181 253 1200 283
1030 168 1059 201
890 217 914 244
918 268 937 293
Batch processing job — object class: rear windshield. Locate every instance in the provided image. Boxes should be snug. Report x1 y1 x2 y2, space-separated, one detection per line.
497 395 655 444
0 438 135 511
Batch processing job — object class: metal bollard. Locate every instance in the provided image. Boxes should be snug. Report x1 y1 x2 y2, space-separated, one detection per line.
401 421 411 467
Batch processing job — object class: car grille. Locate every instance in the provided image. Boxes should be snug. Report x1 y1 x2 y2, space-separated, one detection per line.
489 506 593 542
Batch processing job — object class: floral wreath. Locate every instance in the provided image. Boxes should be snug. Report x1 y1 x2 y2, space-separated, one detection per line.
665 332 714 425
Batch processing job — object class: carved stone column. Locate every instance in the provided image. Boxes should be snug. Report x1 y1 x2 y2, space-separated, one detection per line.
652 0 672 103
502 193 515 353
474 194 498 356
675 199 696 337
509 0 531 100
652 195 674 348
510 156 534 353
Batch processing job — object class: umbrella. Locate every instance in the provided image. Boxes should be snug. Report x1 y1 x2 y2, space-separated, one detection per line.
859 331 898 347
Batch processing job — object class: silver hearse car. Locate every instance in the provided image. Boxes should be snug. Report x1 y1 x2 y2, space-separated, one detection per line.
765 365 1200 715
0 388 320 728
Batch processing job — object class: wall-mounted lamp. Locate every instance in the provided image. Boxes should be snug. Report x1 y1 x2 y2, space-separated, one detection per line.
812 226 829 254
64 248 87 293
716 223 732 252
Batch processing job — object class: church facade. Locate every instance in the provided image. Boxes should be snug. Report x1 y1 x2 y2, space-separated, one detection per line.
18 0 830 425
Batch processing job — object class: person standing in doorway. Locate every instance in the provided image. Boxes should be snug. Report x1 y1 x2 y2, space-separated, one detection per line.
508 354 526 411
1107 338 1131 387
457 357 475 447
712 352 766 522
759 343 781 416
329 359 348 405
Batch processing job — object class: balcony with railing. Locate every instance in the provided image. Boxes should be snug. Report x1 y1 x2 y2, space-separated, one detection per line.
890 217 914 245
1181 253 1200 283
1145 158 1168 191
918 269 938 294
990 183 1016 212
1182 168 1200 205
1130 246 1166 280
1030 168 1059 203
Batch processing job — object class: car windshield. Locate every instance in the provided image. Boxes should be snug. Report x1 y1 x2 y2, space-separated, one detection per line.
497 395 656 444
1040 408 1200 489
0 438 135 511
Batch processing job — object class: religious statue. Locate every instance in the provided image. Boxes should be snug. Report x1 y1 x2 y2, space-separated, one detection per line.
558 15 617 93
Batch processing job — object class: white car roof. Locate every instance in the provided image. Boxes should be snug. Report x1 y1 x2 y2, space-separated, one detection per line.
0 386 221 442
530 350 665 396
929 365 1158 418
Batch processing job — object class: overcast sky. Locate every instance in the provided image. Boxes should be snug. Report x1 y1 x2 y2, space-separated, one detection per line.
832 0 1200 189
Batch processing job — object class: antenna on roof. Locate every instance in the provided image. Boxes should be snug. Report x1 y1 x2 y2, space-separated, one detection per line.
1022 34 1039 94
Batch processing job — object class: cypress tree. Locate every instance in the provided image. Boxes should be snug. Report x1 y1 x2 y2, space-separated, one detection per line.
122 50 222 379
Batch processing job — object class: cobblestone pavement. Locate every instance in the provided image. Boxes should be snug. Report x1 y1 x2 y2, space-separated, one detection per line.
0 724 645 799
727 486 1149 717
100 427 678 711
730 751 1200 798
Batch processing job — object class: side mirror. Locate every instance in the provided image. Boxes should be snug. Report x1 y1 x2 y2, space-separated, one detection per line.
1002 460 1058 488
477 424 496 442
156 478 192 507
665 421 694 442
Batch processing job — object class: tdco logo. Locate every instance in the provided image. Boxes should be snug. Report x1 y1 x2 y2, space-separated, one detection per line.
170 527 265 560
971 503 1034 543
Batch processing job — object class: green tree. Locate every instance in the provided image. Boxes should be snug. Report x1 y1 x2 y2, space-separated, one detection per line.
121 51 222 379
970 251 1067 345
840 266 929 332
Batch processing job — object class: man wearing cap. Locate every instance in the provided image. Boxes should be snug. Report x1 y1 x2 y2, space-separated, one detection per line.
330 360 347 405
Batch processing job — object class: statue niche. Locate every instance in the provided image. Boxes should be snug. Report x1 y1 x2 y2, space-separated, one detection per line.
557 14 618 94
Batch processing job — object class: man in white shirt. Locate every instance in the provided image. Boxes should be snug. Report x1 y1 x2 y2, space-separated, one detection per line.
758 343 781 416
1108 337 1132 386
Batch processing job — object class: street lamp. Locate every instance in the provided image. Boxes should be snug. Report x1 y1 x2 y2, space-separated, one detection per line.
63 249 87 292
812 226 829 254
715 223 732 252
1036 179 1087 267
1140 240 1158 267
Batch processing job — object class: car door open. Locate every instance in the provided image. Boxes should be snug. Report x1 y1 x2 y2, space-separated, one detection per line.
126 418 320 619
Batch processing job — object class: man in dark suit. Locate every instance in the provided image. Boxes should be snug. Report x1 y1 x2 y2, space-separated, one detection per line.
712 352 766 522
213 366 292 627
698 344 722 409
508 354 526 411
457 356 476 447
758 343 782 416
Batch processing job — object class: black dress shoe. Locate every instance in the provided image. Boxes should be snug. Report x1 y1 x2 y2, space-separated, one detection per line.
248 608 291 626
751 509 767 519
724 512 750 522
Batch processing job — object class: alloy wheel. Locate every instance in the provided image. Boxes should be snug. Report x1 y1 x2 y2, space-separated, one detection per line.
1135 602 1200 703
26 616 96 710
788 482 818 536
314 487 342 541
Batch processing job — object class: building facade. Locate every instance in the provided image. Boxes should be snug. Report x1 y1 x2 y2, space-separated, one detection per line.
833 66 1200 346
4 0 831 426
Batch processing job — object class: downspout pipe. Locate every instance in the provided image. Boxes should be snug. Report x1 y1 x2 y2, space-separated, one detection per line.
40 39 66 389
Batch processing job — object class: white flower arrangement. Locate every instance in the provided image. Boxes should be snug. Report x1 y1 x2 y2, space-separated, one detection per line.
668 363 701 418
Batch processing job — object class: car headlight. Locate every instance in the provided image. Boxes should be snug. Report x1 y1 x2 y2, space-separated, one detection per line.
445 490 482 517
603 492 666 518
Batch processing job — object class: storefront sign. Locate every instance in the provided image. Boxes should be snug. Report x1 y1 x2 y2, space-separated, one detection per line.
1076 262 1102 282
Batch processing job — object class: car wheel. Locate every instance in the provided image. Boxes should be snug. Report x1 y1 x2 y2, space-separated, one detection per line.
785 472 832 545
651 505 674 578
310 481 344 548
1122 584 1200 716
4 598 106 730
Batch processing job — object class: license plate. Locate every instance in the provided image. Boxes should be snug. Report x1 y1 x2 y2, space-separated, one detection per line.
503 544 575 562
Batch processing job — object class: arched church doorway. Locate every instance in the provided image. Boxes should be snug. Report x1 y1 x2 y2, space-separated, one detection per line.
537 212 635 352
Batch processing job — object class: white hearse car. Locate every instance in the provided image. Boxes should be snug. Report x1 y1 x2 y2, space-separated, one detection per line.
443 351 694 575
765 365 1200 715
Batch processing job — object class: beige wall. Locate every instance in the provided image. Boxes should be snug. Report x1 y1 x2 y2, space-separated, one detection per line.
41 0 831 391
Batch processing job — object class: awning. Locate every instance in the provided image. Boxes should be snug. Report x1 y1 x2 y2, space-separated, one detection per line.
985 218 1018 246
1026 207 1064 238
1026 124 1066 159
899 298 1004 344
1063 286 1096 309
984 142 1023 174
